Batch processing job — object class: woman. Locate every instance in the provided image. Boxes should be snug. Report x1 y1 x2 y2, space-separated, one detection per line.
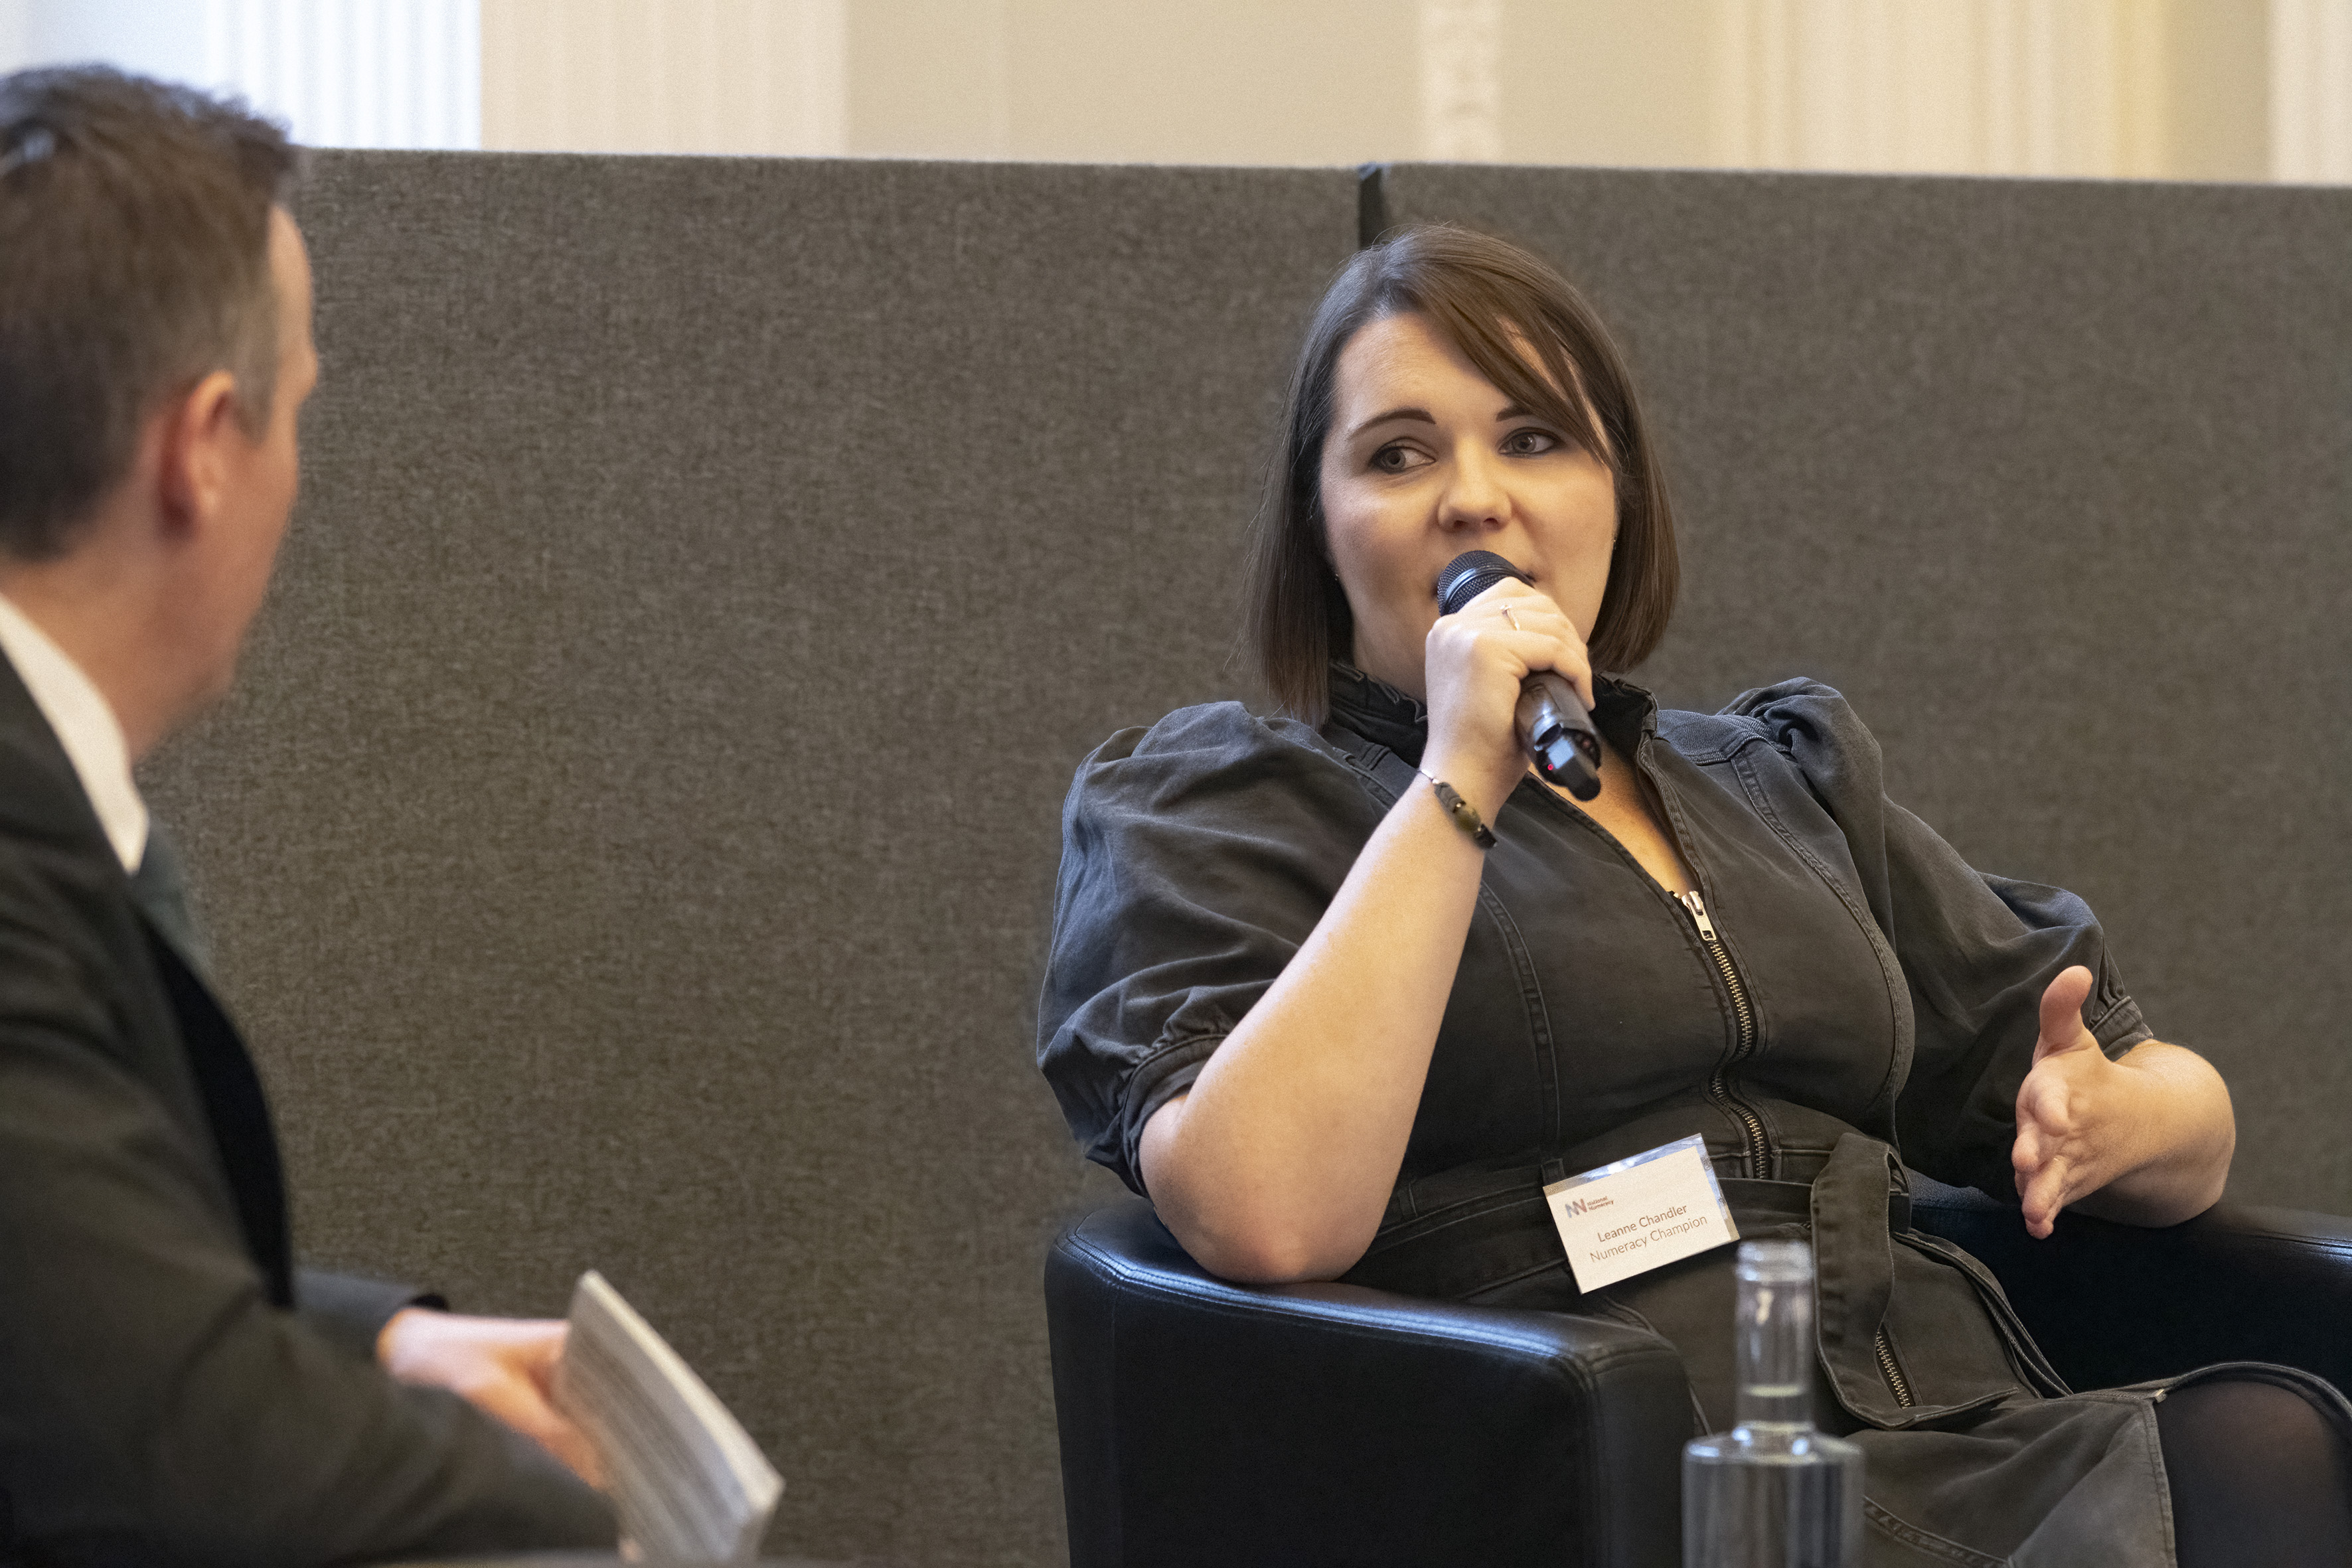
1037 224 2351 1565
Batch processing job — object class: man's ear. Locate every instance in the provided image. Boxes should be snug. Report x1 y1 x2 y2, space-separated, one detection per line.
155 370 244 538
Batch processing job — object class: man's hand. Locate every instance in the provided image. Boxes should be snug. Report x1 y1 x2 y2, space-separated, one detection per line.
377 1308 605 1488
2011 965 2130 1239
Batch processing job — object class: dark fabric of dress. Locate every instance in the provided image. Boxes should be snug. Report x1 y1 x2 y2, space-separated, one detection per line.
1036 665 2351 1568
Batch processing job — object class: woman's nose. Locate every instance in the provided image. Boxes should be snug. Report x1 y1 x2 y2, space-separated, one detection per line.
1438 444 1510 532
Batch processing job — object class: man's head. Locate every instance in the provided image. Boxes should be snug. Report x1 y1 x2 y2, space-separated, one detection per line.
0 66 315 749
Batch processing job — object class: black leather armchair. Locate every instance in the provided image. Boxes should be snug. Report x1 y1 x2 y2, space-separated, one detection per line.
1044 1183 2352 1568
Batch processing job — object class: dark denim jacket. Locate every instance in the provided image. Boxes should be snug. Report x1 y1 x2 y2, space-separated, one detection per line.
1037 670 2209 1561
1038 667 2150 1293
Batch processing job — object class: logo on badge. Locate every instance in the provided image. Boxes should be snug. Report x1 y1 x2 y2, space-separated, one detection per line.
1566 1194 1614 1216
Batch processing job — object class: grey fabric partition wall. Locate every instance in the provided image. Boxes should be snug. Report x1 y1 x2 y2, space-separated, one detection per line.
137 149 2352 1565
139 151 1358 1565
1377 164 2352 1214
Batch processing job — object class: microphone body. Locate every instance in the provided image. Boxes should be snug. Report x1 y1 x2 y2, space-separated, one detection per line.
1435 550 1603 802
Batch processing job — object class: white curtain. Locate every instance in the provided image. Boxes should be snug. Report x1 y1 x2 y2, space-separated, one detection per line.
2272 0 2352 181
1 0 480 149
1716 0 2162 179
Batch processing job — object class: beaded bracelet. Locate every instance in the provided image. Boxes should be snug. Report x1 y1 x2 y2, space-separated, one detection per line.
1418 770 1496 849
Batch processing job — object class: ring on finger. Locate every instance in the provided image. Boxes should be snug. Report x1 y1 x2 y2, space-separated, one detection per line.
1502 606 1522 632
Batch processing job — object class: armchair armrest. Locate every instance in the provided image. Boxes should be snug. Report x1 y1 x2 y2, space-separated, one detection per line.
1911 1176 2352 1393
1045 1197 1689 1568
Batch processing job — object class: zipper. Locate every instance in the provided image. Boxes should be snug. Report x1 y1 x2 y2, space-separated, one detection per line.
1678 885 1913 1410
1674 884 1909 1410
1633 746 1910 1407
1674 890 1768 1178
1873 1327 1916 1407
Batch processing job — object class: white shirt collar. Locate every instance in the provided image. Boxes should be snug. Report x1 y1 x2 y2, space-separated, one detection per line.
0 593 147 874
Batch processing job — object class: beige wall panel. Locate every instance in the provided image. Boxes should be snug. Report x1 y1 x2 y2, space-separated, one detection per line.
999 0 1419 165
2163 0 2268 181
848 0 1421 165
483 0 845 155
481 0 2276 179
1495 0 1721 169
12 0 2292 175
842 0 1013 157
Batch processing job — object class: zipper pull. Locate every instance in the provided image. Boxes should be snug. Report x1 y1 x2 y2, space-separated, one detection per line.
1679 890 1718 941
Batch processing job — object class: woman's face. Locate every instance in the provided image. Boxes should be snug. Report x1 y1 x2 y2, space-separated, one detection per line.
1318 311 1617 699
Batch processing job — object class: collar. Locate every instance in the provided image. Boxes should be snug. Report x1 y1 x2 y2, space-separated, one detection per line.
1326 660 1660 768
1327 662 1433 763
0 594 147 874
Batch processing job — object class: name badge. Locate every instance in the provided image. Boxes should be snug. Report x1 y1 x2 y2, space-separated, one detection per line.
1543 1134 1740 1292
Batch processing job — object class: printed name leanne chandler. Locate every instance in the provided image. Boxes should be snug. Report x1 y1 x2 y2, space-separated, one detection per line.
1587 1204 1713 1261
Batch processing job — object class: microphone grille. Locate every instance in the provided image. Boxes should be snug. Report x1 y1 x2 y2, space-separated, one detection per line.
1436 550 1528 617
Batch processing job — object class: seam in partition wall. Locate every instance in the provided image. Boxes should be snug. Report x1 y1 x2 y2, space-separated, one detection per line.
1357 164 1389 250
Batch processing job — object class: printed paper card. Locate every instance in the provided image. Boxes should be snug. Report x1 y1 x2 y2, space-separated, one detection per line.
1543 1134 1739 1293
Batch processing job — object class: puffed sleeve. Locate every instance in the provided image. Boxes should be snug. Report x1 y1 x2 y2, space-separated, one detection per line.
1724 679 2156 1198
1036 702 1385 1196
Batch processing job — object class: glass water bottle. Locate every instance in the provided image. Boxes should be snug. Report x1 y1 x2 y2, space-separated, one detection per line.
1682 1240 1864 1567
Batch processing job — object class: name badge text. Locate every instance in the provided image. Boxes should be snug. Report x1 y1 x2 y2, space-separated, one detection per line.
1542 1134 1739 1292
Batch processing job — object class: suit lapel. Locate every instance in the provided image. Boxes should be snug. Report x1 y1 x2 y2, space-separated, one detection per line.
1 653 294 1304
134 906 295 1306
128 824 292 1305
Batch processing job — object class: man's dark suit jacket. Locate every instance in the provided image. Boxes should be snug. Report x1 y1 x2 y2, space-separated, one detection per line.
0 653 615 1565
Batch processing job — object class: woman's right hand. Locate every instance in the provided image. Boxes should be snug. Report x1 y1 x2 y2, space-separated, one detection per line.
1136 575 1594 1284
1420 576 1596 823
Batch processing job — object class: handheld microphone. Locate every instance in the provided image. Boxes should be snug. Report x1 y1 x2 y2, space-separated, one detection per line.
1435 550 1603 802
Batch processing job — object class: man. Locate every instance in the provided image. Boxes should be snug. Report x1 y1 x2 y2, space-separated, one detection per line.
0 68 615 1561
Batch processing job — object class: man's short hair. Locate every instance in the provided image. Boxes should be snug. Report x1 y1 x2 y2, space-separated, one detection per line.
0 67 297 560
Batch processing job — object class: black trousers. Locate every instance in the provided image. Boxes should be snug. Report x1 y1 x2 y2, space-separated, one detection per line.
2159 1369 2352 1567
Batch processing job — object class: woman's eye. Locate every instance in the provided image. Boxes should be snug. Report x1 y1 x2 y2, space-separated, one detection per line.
1370 443 1429 474
1502 428 1563 456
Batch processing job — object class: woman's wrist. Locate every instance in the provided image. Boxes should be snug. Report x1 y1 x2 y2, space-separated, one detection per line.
2051 1042 2233 1228
2108 1044 2234 1206
1417 744 1520 826
1415 769 1496 848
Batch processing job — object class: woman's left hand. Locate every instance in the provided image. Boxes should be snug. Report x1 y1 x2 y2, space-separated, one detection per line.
2012 965 2234 1238
2012 967 2130 1237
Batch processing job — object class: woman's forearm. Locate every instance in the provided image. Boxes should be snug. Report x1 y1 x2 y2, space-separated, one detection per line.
1137 771 1490 1285
2069 1041 2235 1227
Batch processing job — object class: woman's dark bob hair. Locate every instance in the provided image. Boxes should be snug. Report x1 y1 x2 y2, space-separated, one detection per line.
1243 223 1678 724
